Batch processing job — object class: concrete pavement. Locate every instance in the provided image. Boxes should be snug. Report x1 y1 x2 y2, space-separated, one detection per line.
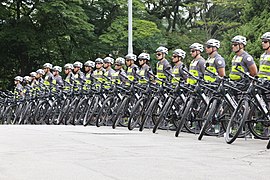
0 125 269 180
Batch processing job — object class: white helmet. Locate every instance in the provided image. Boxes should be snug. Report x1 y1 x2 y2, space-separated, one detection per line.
30 72 37 77
138 53 150 61
73 61 83 68
14 76 23 82
36 69 45 75
24 76 32 82
84 60 95 68
64 63 74 70
43 63 53 69
52 66 62 72
261 32 270 41
189 43 204 52
103 57 114 64
231 35 247 45
156 46 168 55
95 58 103 64
125 53 137 61
173 49 186 59
206 39 220 48
115 57 125 65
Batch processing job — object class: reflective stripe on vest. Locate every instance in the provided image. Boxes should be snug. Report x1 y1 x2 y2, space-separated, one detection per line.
229 56 243 80
171 68 180 84
204 57 217 82
156 64 166 85
138 70 147 84
112 71 121 84
44 75 50 86
83 73 91 90
258 54 270 80
187 60 199 85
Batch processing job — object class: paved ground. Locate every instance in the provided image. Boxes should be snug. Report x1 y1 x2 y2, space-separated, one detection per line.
0 125 269 180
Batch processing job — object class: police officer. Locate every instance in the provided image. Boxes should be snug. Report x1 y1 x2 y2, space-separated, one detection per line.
43 63 56 91
92 58 105 86
14 76 24 98
258 32 270 80
103 57 115 88
155 46 172 84
138 53 153 85
73 61 85 92
187 43 206 85
112 57 127 84
171 49 188 85
204 39 226 82
125 53 138 85
63 63 74 92
83 60 95 90
229 35 257 81
52 66 64 87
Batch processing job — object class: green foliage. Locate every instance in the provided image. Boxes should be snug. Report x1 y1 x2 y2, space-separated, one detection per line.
99 17 161 56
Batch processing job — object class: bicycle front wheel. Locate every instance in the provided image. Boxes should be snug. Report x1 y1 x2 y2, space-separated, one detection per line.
225 99 249 144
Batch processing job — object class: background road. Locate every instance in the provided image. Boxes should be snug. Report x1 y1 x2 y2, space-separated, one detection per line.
0 125 269 180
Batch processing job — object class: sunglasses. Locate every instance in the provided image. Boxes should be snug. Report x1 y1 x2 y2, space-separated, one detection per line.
232 43 239 46
115 64 121 66
172 56 178 58
262 40 269 43
190 50 196 53
206 45 212 49
126 59 131 62
156 53 162 56
138 59 145 61
96 62 103 64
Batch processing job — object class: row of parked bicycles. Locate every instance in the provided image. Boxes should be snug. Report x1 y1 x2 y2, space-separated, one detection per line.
1 64 270 149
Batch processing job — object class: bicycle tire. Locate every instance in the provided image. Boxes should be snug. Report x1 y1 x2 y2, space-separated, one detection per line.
112 97 129 129
247 101 270 140
175 97 194 137
72 98 88 125
34 101 50 124
198 99 218 140
225 99 249 144
83 96 99 126
139 97 159 132
96 96 114 127
56 98 71 125
152 97 173 133
128 97 145 130
267 139 270 149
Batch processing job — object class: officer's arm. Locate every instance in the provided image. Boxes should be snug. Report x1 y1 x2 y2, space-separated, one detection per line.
217 68 225 77
248 64 258 77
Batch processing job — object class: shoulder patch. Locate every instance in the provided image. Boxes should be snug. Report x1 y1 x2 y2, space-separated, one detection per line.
218 60 222 65
247 56 252 61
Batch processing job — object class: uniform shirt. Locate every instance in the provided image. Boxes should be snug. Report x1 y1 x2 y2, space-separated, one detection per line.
232 51 255 73
190 57 206 78
44 72 55 85
209 53 225 70
138 64 153 84
172 62 188 81
54 75 64 87
156 59 172 79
